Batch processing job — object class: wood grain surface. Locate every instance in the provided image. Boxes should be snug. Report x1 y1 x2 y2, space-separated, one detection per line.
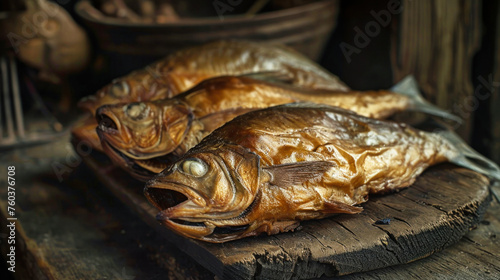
391 0 482 140
82 151 491 280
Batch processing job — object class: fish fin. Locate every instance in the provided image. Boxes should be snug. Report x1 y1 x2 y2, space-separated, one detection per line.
436 127 500 181
241 71 294 84
391 76 462 123
262 161 336 186
323 200 363 214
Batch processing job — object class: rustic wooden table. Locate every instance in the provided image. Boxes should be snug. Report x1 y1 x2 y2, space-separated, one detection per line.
1 134 499 279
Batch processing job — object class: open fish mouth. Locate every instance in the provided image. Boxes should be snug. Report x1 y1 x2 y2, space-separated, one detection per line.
146 185 257 240
97 113 119 135
164 217 251 237
147 187 190 211
158 214 252 239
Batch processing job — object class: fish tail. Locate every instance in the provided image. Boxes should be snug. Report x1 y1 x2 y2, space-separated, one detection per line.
391 76 462 123
436 128 500 182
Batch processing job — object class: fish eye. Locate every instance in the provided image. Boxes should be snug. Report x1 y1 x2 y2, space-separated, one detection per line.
124 103 150 121
180 158 207 177
110 81 129 98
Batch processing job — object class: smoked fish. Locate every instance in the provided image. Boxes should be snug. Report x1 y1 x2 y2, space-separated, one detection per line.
144 103 499 242
79 40 349 114
73 40 349 151
97 75 459 181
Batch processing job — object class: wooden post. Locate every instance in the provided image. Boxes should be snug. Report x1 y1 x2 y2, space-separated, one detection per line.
391 0 482 140
492 2 500 164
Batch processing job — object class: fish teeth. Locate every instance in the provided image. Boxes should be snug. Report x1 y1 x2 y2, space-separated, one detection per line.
99 124 119 135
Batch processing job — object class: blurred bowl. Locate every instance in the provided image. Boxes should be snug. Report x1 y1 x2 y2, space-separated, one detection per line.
75 0 339 79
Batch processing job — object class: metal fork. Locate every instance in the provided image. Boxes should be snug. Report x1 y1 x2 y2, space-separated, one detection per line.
0 54 64 149
1 55 24 146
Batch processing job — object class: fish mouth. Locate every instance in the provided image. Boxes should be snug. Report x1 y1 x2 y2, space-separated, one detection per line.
158 213 252 242
96 111 119 135
145 184 258 242
146 187 190 211
95 108 161 180
144 181 205 214
160 217 252 242
96 107 166 160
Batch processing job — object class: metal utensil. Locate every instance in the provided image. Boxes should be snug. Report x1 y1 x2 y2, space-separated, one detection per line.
0 54 65 149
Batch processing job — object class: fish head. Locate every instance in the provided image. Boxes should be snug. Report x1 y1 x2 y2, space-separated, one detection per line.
78 68 173 114
96 100 193 160
144 144 262 242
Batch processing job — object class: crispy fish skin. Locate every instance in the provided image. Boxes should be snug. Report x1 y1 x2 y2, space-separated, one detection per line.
78 40 349 114
144 104 456 242
97 76 411 180
74 40 349 152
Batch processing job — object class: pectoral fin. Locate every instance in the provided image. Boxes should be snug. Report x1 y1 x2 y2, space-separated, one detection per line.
262 161 336 186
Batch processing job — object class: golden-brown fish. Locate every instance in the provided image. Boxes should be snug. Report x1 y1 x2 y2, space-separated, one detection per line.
73 40 349 151
78 40 349 113
96 75 456 181
144 103 499 242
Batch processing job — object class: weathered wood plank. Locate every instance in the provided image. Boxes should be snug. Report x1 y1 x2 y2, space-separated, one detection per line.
82 150 491 280
0 138 213 280
338 199 500 280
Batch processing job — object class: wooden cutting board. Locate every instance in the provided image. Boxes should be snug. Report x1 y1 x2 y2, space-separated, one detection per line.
83 154 491 280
